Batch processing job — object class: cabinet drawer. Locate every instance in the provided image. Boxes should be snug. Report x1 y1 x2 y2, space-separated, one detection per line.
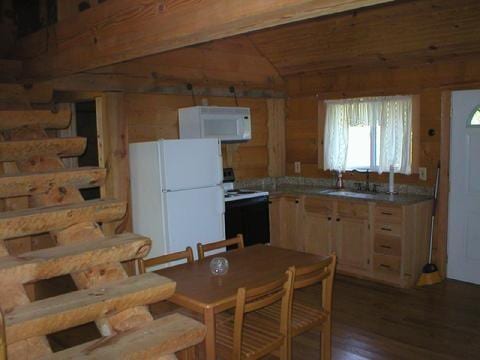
375 205 403 223
304 196 334 215
373 254 401 275
374 234 401 256
375 222 402 237
337 201 369 219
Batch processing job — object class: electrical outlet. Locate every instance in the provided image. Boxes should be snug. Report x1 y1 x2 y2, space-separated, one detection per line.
294 161 301 174
419 167 427 181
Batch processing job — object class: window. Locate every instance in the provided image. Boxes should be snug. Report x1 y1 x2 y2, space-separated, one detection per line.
323 96 413 174
469 106 480 127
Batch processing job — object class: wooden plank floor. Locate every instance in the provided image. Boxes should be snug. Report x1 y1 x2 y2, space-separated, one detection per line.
47 274 480 359
289 275 480 360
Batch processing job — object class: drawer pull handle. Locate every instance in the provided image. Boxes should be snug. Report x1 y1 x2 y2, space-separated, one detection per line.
381 211 393 215
380 264 391 269
327 217 332 221
336 218 340 222
381 227 392 231
380 245 392 249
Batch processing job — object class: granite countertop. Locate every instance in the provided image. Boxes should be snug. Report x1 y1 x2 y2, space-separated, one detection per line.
246 184 432 205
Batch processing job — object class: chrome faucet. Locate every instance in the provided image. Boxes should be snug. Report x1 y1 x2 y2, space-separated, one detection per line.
353 169 371 192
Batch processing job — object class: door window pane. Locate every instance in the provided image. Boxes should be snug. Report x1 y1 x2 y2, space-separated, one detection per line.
469 107 480 126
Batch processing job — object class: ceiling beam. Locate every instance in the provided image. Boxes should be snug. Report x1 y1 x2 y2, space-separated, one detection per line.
15 0 392 81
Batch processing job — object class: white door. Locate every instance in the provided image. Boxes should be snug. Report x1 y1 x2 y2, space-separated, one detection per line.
448 90 480 284
164 186 225 258
159 139 223 191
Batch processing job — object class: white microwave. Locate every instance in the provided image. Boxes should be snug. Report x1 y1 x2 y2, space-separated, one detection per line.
178 106 251 143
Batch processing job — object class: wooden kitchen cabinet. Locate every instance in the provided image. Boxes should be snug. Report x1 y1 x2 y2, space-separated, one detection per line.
269 193 432 288
335 200 371 273
269 195 301 251
268 196 282 247
335 216 370 272
282 196 302 250
303 196 334 256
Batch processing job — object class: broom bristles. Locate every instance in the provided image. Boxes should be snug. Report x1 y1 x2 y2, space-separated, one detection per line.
417 271 442 286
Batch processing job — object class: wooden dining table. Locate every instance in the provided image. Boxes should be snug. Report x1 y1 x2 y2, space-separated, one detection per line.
156 244 329 360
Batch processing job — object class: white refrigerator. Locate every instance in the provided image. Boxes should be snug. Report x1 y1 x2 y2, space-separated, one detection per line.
129 138 225 264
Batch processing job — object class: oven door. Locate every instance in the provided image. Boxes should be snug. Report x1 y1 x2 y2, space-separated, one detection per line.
225 196 270 247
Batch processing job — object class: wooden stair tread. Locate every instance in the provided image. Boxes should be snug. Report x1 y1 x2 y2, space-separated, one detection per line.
5 273 176 344
0 233 151 284
0 107 71 130
216 313 283 358
0 137 86 161
255 300 328 336
0 199 126 240
40 313 206 359
0 167 106 198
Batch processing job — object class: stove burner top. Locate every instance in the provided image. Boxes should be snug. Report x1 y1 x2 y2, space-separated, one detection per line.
224 188 269 202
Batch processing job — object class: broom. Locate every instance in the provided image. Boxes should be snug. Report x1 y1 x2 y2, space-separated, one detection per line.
417 161 442 286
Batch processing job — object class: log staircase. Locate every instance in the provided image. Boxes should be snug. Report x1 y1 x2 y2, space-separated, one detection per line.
0 107 205 359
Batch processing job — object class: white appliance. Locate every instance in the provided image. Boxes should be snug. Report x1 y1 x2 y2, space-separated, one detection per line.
129 138 225 267
178 106 251 143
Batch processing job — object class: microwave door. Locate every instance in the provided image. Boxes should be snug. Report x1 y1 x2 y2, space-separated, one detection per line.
203 116 237 140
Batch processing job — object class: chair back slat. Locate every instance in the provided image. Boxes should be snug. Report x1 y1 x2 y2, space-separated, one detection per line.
138 246 194 273
245 288 286 313
232 268 295 359
293 257 333 289
197 234 244 260
294 269 331 289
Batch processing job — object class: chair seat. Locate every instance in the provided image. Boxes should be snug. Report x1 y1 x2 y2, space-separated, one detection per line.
216 312 284 359
256 300 329 337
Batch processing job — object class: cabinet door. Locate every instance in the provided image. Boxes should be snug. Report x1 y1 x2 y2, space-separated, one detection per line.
269 196 282 246
282 196 301 251
336 216 370 271
303 212 333 256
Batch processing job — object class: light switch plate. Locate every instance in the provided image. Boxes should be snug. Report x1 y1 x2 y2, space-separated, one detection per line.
419 167 427 181
294 161 301 174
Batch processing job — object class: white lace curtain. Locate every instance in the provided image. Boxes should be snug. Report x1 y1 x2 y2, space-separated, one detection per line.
323 96 412 174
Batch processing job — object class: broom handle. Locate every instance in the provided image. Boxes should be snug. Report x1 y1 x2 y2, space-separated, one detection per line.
428 162 441 263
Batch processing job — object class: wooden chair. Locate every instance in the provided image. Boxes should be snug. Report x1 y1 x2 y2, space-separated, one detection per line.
197 234 244 260
137 246 198 359
255 254 337 360
215 268 295 360
138 246 194 273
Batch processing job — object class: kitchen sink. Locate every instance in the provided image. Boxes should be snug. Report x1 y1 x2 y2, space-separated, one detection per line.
319 189 384 200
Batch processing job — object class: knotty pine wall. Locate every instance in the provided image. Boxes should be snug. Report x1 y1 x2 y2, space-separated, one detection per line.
284 56 480 187
124 93 269 179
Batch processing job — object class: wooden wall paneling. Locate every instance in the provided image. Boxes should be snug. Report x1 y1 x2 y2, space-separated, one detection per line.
16 0 392 80
96 93 130 235
125 94 269 180
267 98 286 177
286 55 480 98
250 0 480 76
0 60 22 82
286 97 319 175
317 99 326 170
435 90 451 277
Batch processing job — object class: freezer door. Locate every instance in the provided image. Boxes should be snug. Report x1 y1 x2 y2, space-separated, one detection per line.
164 186 225 258
159 139 223 191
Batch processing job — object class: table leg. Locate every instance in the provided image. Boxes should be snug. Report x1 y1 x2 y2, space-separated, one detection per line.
203 307 216 360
